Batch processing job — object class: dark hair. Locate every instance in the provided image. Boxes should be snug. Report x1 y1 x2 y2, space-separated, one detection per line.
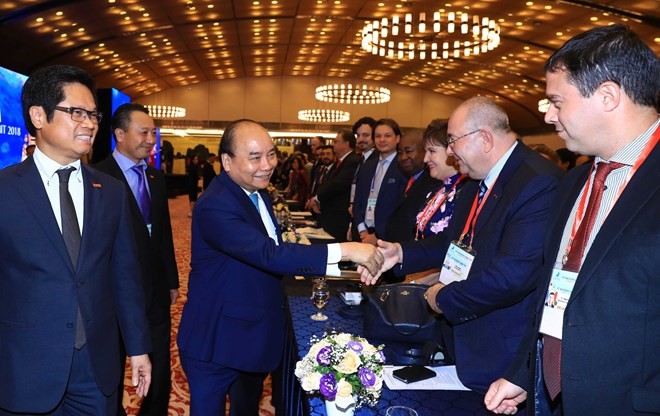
423 119 449 147
320 145 335 153
219 119 263 157
544 24 659 109
529 143 560 164
337 128 356 149
352 116 376 135
111 103 149 140
312 136 326 146
374 118 402 137
556 148 577 169
21 65 97 137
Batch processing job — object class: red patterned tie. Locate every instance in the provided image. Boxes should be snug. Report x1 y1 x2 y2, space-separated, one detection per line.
404 177 415 194
543 161 624 400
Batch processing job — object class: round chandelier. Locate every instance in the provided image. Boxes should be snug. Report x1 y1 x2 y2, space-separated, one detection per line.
298 109 350 123
315 83 391 104
361 10 501 60
145 105 186 118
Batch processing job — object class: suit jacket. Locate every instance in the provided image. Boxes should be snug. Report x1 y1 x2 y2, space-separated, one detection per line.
316 151 361 241
0 157 150 413
506 141 660 415
177 171 329 372
352 154 407 238
398 143 563 393
384 169 441 243
94 156 179 323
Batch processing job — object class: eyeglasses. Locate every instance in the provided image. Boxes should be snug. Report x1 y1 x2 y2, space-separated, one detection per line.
54 106 103 124
447 129 481 148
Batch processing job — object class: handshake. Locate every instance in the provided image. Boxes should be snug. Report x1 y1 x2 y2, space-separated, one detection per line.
338 240 403 285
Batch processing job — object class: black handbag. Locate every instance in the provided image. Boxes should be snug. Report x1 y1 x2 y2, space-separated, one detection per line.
362 283 442 345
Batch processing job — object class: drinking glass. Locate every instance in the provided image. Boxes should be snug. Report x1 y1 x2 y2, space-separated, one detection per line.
386 406 418 416
310 276 330 321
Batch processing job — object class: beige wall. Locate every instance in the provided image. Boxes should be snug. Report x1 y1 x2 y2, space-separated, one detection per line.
137 76 463 127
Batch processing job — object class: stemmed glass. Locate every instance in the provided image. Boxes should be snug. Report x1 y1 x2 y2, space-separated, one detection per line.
310 276 330 321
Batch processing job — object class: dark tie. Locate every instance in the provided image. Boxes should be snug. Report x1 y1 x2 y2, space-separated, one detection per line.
543 161 624 400
477 181 488 204
56 167 86 349
249 193 260 213
131 164 152 224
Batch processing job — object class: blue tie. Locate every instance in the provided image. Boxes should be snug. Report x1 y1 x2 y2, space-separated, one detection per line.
478 181 488 204
130 164 151 224
249 193 260 213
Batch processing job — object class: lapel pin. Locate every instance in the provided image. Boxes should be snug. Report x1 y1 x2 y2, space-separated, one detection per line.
92 183 102 188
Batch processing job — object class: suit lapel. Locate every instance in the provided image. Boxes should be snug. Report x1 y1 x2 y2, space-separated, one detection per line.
259 188 283 244
13 158 74 273
570 143 660 300
78 165 105 272
473 143 527 235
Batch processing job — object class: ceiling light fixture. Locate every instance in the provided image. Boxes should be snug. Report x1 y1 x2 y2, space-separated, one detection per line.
298 109 350 123
315 83 391 104
145 105 186 118
361 10 501 60
538 98 550 113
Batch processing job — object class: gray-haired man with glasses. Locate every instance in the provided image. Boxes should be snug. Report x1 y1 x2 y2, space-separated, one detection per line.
362 96 563 393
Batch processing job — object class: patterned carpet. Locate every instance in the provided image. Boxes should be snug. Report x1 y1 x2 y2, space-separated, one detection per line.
122 195 276 416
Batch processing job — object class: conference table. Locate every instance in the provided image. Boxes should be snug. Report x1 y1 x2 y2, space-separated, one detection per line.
273 276 499 416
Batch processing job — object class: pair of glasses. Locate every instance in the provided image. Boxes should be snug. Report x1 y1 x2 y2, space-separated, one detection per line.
54 106 103 124
447 129 482 148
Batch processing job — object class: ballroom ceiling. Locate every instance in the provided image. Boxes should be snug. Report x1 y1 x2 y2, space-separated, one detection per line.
0 0 658 133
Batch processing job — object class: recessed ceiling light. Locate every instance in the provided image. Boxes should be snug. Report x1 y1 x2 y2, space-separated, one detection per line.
36 17 44 22
56 11 63 16
208 4 214 8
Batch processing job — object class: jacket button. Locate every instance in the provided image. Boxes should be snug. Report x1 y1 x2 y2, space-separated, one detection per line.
66 323 74 328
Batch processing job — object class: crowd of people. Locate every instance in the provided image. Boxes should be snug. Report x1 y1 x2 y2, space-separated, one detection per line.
0 23 657 416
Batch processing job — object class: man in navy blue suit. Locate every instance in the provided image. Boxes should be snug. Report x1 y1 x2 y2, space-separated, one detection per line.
485 24 660 416
0 65 151 415
365 97 563 393
177 119 383 415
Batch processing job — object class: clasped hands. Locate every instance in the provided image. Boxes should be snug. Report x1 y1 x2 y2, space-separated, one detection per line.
356 239 403 285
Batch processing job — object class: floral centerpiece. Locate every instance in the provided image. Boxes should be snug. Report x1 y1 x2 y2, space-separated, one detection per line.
295 333 385 413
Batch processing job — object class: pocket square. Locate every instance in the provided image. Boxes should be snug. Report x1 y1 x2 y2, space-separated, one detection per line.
386 178 396 184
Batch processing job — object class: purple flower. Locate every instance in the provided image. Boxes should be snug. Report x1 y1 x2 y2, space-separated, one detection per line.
316 346 333 366
377 351 386 363
358 367 376 387
347 341 363 352
319 373 337 399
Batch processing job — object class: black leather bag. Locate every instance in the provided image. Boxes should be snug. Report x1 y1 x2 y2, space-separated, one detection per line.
362 283 442 345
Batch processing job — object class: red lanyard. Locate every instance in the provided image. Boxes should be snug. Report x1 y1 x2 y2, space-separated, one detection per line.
564 124 660 260
458 176 498 249
415 174 466 239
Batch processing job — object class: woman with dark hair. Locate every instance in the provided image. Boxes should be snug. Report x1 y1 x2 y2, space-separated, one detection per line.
284 155 309 205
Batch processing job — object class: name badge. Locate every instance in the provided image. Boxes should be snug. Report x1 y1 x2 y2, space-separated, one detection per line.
439 241 475 285
365 197 377 225
539 265 578 340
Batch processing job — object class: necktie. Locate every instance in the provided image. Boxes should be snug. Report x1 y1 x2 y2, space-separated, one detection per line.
477 181 488 204
404 176 415 194
56 167 86 349
543 161 624 400
130 164 151 224
372 159 387 195
249 193 260 213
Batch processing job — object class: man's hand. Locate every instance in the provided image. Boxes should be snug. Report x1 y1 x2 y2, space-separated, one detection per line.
339 242 383 276
129 354 152 398
170 289 179 305
424 282 445 313
484 378 527 414
358 240 403 285
310 199 321 214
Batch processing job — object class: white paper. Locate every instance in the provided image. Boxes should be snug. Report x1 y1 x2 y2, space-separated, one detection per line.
383 366 470 391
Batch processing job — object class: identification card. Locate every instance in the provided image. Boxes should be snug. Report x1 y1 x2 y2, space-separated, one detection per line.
539 266 578 340
365 197 377 225
439 242 475 285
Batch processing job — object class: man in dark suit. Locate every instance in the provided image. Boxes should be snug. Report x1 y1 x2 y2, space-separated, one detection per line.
384 128 441 243
349 116 377 241
367 97 563 393
314 129 361 241
353 118 407 246
176 119 383 415
95 103 179 416
0 65 151 415
485 24 660 416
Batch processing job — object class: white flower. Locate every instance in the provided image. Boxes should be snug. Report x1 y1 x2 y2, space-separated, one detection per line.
307 339 330 358
333 333 352 345
335 379 356 408
300 372 322 392
367 374 383 393
335 349 361 374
